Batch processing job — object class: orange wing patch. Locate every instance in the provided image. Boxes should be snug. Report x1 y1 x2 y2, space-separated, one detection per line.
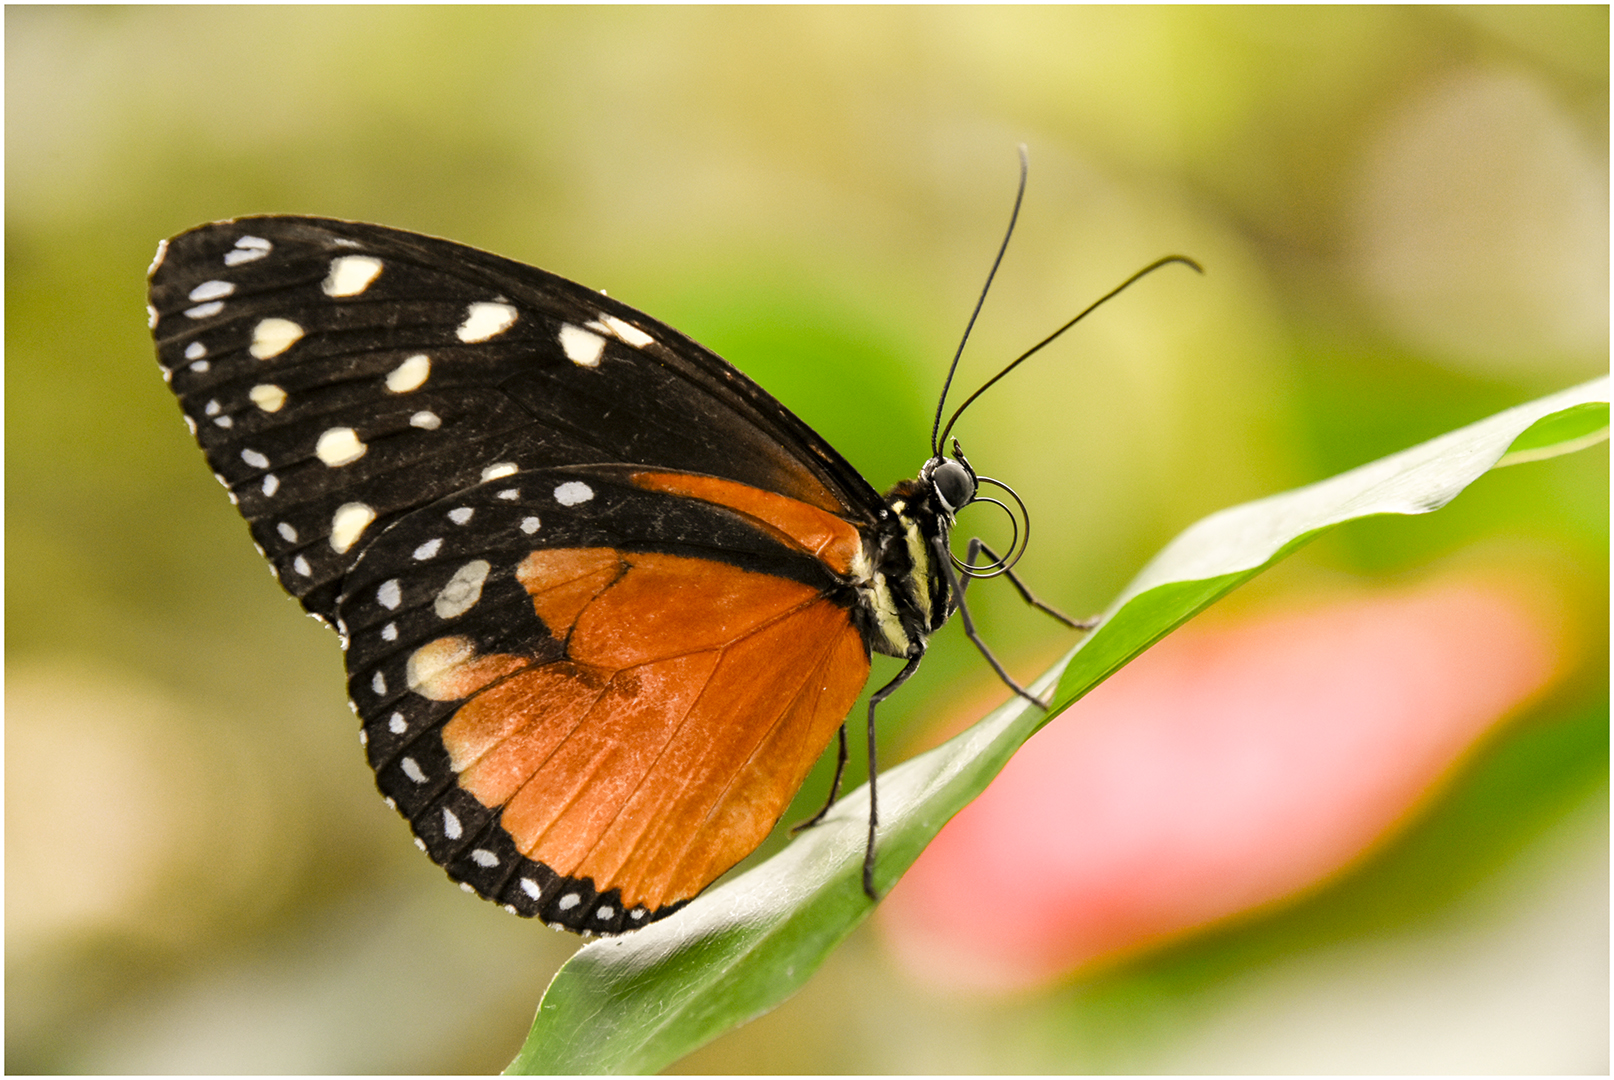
446 662 610 802
435 548 871 912
631 471 865 576
516 548 626 640
578 599 870 907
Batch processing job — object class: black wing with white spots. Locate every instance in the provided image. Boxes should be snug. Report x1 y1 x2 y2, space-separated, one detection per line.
147 216 883 624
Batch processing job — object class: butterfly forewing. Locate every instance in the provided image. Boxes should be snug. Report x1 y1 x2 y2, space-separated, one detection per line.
147 216 891 932
148 217 883 622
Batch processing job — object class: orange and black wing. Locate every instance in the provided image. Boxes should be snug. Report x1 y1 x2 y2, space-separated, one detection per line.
146 218 889 933
339 466 871 931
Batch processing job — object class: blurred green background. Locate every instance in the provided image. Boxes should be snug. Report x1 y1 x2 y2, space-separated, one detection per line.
7 6 1606 1073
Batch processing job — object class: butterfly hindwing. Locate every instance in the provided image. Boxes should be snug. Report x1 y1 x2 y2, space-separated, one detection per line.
337 465 870 930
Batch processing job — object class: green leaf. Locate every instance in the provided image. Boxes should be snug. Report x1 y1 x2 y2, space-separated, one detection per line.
508 377 1608 1075
1495 400 1608 467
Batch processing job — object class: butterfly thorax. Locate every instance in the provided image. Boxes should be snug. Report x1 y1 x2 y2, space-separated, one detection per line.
852 458 971 660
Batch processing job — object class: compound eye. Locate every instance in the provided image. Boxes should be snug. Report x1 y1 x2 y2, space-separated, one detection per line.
932 459 975 512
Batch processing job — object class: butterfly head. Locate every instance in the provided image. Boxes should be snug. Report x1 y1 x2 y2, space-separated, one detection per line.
917 439 1033 586
923 453 977 520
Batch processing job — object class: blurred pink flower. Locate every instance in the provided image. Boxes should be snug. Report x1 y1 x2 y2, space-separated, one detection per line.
880 573 1567 992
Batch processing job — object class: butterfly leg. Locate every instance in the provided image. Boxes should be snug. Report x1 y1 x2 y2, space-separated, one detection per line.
791 724 849 833
862 653 924 900
961 537 1099 630
933 535 1045 709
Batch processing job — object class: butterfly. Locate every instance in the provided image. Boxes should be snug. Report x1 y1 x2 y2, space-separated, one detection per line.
146 173 1195 936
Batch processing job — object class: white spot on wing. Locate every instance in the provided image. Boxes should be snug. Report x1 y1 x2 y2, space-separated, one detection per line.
262 473 280 496
470 849 499 867
213 415 233 429
558 324 605 367
553 481 594 506
292 555 311 576
316 427 367 467
147 304 160 330
372 671 386 695
401 757 427 784
448 507 473 525
520 878 542 899
520 516 540 534
330 502 377 553
410 411 441 430
389 712 407 733
241 448 269 469
185 301 224 319
456 301 518 343
381 622 398 642
496 488 519 500
434 560 490 618
413 538 442 561
185 342 207 360
596 906 614 920
558 893 581 911
386 354 431 393
148 238 168 277
442 808 462 839
189 360 210 373
406 637 474 698
250 318 304 359
600 314 653 348
377 579 402 609
480 462 517 482
250 384 287 412
323 255 383 297
277 522 297 542
225 236 271 265
188 280 235 302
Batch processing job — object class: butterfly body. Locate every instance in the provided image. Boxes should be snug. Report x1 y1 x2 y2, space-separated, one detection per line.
148 216 977 933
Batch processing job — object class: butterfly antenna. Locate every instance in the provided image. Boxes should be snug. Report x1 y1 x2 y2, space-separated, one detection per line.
935 254 1204 451
931 146 1029 458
